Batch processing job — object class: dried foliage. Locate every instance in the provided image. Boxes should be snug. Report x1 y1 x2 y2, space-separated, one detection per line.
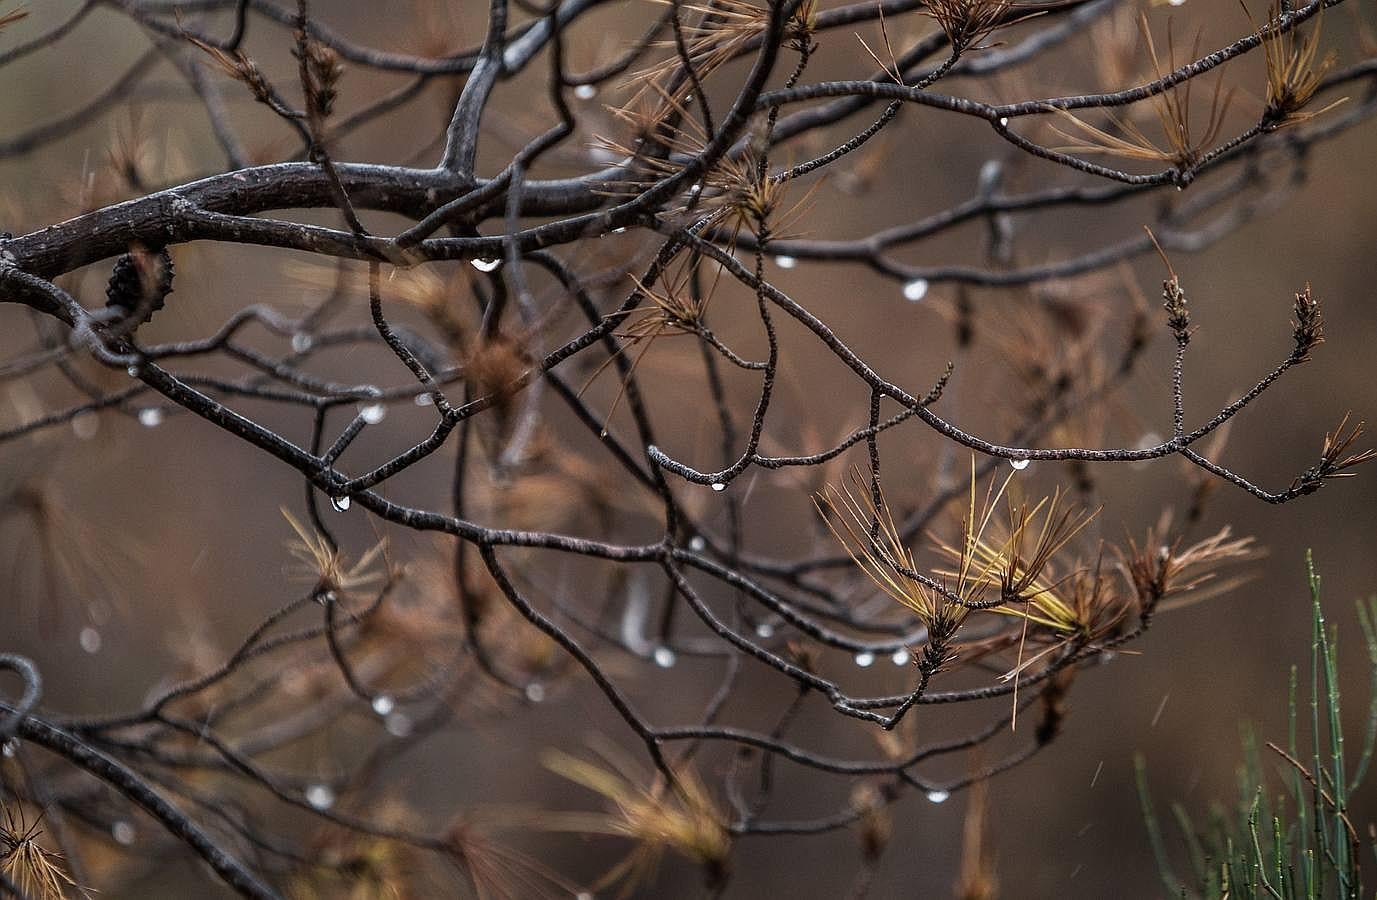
0 1 1374 898
0 807 79 900
543 749 731 895
923 0 1045 53
1251 0 1347 128
1051 16 1234 173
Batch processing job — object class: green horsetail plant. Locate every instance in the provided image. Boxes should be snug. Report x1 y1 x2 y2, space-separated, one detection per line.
1136 551 1377 899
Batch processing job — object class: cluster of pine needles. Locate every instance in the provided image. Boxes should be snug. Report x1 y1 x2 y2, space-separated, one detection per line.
818 459 1258 709
0 807 79 900
1050 3 1346 174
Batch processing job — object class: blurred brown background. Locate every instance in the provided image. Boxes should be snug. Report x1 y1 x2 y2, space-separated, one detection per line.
3 1 1377 897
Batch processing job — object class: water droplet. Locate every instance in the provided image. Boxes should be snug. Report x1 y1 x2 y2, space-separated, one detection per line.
854 651 876 668
1009 457 1031 471
891 648 911 667
415 392 434 407
371 695 395 716
138 407 163 428
359 402 386 425
1131 431 1162 469
471 258 500 273
773 255 797 269
573 84 597 100
998 116 1009 127
926 789 951 804
126 365 142 378
1 740 16 758
79 627 102 654
755 622 775 639
688 535 707 552
612 226 628 235
71 410 99 441
330 495 351 512
902 278 929 302
1168 0 1186 6
111 821 136 845
291 332 314 353
652 646 677 668
385 712 413 738
978 159 1003 190
305 784 335 810
710 482 726 492
525 682 546 703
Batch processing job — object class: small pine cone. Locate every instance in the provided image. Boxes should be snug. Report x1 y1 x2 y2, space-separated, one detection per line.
106 246 174 324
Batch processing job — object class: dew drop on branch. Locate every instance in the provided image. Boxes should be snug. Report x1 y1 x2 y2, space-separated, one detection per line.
359 402 386 425
1131 431 1162 469
79 627 102 654
1009 457 1031 471
371 695 395 716
902 279 929 302
525 682 546 703
291 332 314 353
573 84 597 100
470 258 500 273
653 646 677 668
854 650 876 668
925 789 951 804
773 255 797 269
978 159 1003 192
331 495 351 512
305 784 335 810
138 407 163 428
710 482 727 492
71 410 99 441
891 648 910 667
688 535 707 552
111 821 136 845
755 622 775 639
